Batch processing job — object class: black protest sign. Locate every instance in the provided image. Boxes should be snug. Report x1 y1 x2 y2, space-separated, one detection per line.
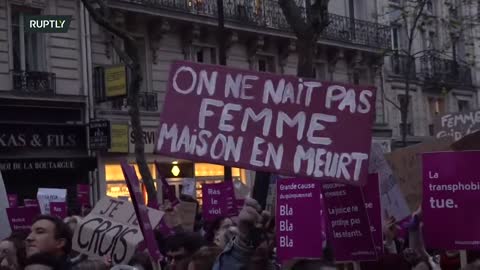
434 109 480 141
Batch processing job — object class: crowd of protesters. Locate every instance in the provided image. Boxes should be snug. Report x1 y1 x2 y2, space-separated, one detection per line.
1 198 479 270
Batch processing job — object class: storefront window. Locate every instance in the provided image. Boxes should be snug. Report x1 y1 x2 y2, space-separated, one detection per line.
105 163 157 199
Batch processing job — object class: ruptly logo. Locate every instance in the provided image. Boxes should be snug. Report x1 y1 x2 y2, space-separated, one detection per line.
24 15 72 33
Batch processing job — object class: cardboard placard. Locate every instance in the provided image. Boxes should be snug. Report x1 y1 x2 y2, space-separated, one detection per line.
423 151 480 250
369 142 410 221
177 200 197 232
385 137 453 211
276 178 324 262
156 61 376 186
37 188 67 214
181 178 196 198
72 197 164 265
451 130 480 151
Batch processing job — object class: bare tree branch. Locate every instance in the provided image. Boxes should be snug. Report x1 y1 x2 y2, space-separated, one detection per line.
278 0 309 36
80 0 135 43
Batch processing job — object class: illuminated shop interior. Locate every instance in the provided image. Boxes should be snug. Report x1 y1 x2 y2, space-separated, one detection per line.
105 162 245 204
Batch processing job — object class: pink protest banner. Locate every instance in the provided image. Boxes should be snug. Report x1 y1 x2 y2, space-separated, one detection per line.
121 160 163 263
422 151 480 250
6 207 40 232
276 178 324 263
50 202 68 220
7 194 18 207
361 174 383 256
155 61 376 186
77 184 90 206
202 182 237 221
321 180 377 262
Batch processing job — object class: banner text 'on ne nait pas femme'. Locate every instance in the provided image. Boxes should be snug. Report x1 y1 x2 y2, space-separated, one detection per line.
24 16 72 33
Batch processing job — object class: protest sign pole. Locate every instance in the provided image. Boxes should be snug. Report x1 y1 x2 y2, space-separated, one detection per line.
461 250 467 268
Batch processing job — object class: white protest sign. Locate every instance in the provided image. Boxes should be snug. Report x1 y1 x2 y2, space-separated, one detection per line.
0 171 12 239
72 197 164 265
181 178 196 198
37 188 67 214
369 142 410 221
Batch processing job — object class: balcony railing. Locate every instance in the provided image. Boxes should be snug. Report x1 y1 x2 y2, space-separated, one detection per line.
390 54 416 78
420 55 473 87
12 71 56 95
111 0 391 49
112 92 159 112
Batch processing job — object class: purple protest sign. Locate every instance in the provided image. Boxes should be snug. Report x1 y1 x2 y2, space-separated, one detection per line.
23 199 39 208
276 178 324 263
7 194 18 207
361 174 383 256
321 181 377 262
121 160 163 263
50 202 68 220
77 184 90 206
155 162 179 207
422 151 480 250
6 207 40 232
202 182 237 221
155 61 376 186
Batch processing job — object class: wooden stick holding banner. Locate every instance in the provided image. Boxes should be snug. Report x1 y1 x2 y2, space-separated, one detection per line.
121 160 163 267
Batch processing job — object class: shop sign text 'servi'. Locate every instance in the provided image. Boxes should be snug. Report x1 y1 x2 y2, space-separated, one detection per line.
155 61 376 185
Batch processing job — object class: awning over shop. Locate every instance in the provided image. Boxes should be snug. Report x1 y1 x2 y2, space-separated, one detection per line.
0 157 97 172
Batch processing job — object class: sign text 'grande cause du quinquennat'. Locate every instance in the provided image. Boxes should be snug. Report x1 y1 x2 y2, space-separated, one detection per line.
156 61 376 185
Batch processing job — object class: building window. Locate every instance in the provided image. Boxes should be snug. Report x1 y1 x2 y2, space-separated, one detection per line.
424 31 435 51
428 97 445 135
11 6 45 71
458 99 471 113
191 46 217 64
398 95 414 136
313 63 326 80
391 25 400 50
256 55 276 72
426 0 434 14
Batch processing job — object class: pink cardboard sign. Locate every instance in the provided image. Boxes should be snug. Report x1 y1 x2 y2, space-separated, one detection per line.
321 179 377 262
276 178 324 263
121 160 163 262
361 174 384 256
6 207 40 232
50 202 68 220
7 194 18 207
422 151 480 250
77 184 90 206
155 61 376 186
202 182 237 221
